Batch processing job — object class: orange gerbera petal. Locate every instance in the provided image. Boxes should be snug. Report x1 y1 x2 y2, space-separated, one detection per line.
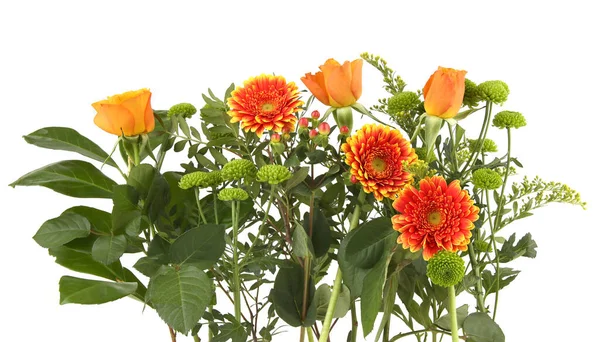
391 176 479 260
227 74 302 137
341 124 417 201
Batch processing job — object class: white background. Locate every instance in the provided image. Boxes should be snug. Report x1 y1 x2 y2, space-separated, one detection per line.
1 1 598 341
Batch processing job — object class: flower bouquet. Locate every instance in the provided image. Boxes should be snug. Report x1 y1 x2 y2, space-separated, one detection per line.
10 53 585 342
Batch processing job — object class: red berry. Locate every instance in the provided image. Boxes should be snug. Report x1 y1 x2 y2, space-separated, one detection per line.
311 110 320 119
318 122 331 135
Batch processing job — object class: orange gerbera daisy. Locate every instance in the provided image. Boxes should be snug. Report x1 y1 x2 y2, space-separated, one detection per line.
392 176 479 260
227 74 302 137
341 124 417 201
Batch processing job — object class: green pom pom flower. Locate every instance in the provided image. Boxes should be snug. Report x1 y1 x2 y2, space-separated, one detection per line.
477 80 509 104
472 168 503 190
256 165 292 185
221 159 257 181
426 250 465 287
168 103 197 118
493 110 526 129
462 78 481 107
467 138 498 153
218 188 249 201
179 171 223 189
388 91 421 114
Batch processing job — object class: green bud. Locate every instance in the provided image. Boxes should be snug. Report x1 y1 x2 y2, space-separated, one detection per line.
462 79 481 107
179 171 223 189
467 138 498 153
472 168 503 190
477 80 509 104
256 165 292 185
217 188 249 201
426 250 465 287
221 159 257 181
493 110 526 129
388 91 421 114
168 103 197 118
333 106 354 133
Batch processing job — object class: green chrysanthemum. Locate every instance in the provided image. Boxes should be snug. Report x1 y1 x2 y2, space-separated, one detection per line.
493 111 526 129
477 80 509 104
179 171 223 189
168 103 197 118
426 250 465 287
256 165 292 185
462 78 481 108
221 159 257 181
388 91 421 114
472 168 503 190
467 138 498 153
218 188 249 201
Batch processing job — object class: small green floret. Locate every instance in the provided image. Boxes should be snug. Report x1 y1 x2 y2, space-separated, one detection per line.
467 138 498 153
493 111 526 129
256 165 292 185
388 91 421 114
427 250 465 287
179 171 223 189
218 188 249 201
477 80 509 104
221 159 257 181
168 103 197 118
463 78 481 107
472 168 503 190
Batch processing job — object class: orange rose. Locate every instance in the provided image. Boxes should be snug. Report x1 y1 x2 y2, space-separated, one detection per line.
92 88 155 136
301 58 362 107
423 67 467 119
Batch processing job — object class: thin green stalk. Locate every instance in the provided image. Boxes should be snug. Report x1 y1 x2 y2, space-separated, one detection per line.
213 190 219 224
460 101 493 176
132 142 141 166
319 191 366 342
389 329 451 341
383 319 390 342
307 327 315 342
467 243 486 312
448 285 459 342
232 201 242 322
193 335 200 342
448 124 459 173
194 188 208 225
240 185 275 266
350 302 358 342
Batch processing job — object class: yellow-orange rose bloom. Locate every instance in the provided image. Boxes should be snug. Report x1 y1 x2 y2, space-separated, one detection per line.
301 58 362 107
423 67 467 119
92 88 155 136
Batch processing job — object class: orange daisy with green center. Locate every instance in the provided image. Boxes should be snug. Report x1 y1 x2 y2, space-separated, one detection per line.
392 176 479 260
227 74 302 137
341 124 417 201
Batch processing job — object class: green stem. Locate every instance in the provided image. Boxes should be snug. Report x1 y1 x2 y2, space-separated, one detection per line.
307 327 315 342
213 189 219 225
194 188 208 226
448 124 459 173
467 243 486 312
448 285 459 342
193 335 200 342
350 302 358 342
232 201 241 322
389 329 451 341
319 191 366 342
240 185 275 266
383 320 390 342
132 141 141 166
460 101 493 177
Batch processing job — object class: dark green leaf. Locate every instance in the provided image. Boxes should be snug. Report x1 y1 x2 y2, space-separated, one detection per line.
311 283 351 321
463 312 505 342
212 322 248 342
285 167 309 191
306 150 327 164
127 164 156 198
111 185 141 235
169 225 226 269
303 208 331 258
91 235 127 265
498 233 537 263
33 212 90 248
23 127 117 168
292 223 314 258
64 206 112 235
272 262 315 327
49 245 124 280
482 268 520 295
10 160 117 198
149 265 212 334
134 256 163 278
59 276 137 304
143 173 171 222
361 244 393 337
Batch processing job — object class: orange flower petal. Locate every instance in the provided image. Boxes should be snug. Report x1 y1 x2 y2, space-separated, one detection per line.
301 73 330 106
423 67 467 119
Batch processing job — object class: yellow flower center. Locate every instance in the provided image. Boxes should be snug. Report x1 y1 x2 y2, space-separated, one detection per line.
428 210 443 226
262 103 275 112
371 157 387 172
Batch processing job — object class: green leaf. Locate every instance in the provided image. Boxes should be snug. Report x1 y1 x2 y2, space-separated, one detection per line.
59 276 137 304
482 268 520 295
91 235 127 265
285 167 309 191
111 185 141 235
64 206 112 235
272 263 316 327
23 127 117 168
149 265 212 334
33 212 91 248
303 208 331 258
127 164 156 198
169 225 226 269
292 223 314 259
435 304 468 331
212 322 248 342
133 256 163 278
49 245 124 280
463 312 505 342
143 173 171 222
498 233 537 263
311 283 350 321
306 150 327 164
10 160 117 198
361 245 393 337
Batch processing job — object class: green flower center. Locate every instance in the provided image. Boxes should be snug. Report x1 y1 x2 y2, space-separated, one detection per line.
262 103 274 112
428 210 443 226
371 157 387 172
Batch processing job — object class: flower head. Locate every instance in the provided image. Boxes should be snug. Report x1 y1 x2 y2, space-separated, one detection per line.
426 250 465 287
179 171 223 190
462 79 481 108
477 80 509 104
341 124 417 201
227 74 302 137
472 168 503 190
493 110 526 129
392 176 479 260
168 103 197 118
218 188 249 201
93 88 155 136
256 165 292 185
301 58 363 107
221 159 257 181
388 91 421 114
423 67 467 119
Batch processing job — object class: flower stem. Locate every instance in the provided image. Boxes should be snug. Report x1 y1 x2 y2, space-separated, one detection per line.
467 243 487 312
232 200 241 322
448 285 459 342
240 185 275 266
319 190 366 342
350 302 358 342
213 189 219 224
194 188 208 226
460 101 493 177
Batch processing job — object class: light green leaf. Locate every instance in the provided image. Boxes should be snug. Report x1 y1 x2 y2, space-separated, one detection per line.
463 312 505 342
435 304 469 331
91 235 127 265
10 160 117 198
33 212 91 248
59 276 137 304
